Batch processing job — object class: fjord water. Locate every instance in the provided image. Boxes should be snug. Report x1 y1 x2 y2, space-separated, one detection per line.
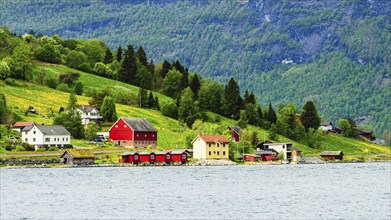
1 163 390 219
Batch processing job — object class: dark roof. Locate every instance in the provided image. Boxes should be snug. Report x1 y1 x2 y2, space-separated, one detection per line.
122 118 157 132
255 151 275 155
36 125 71 136
321 122 333 126
21 125 33 132
292 147 302 152
61 150 94 159
228 126 242 135
77 105 97 113
320 151 343 156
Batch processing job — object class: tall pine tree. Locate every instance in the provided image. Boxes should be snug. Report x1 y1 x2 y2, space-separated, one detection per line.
301 101 321 132
119 44 137 84
136 46 148 66
223 77 243 120
190 74 201 99
116 46 123 62
101 96 118 122
266 103 277 124
103 47 113 64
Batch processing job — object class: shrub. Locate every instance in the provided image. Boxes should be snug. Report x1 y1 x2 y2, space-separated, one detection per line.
36 147 47 152
48 146 57 151
4 78 17 86
161 102 178 119
56 83 71 93
14 145 25 152
58 72 80 84
45 77 58 89
22 142 34 151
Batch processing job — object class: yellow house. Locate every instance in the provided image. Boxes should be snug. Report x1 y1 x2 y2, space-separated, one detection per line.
192 135 230 160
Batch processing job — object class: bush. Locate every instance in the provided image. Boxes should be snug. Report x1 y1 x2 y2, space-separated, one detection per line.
22 142 34 151
45 77 58 89
14 145 25 152
56 83 71 93
74 82 83 95
4 78 17 86
161 102 178 119
48 146 58 151
36 147 47 152
58 72 80 84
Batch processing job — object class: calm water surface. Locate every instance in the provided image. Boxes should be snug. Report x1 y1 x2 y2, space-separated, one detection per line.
1 163 390 219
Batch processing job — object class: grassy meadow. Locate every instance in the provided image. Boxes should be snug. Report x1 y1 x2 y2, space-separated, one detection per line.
1 63 390 158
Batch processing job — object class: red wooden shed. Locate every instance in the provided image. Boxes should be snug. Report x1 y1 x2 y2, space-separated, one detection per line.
228 126 242 142
170 150 188 164
156 151 171 164
109 117 158 148
243 154 260 162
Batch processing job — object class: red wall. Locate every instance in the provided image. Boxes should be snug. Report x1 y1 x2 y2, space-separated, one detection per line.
134 131 157 141
244 155 255 162
109 119 133 141
232 131 240 142
172 153 187 163
139 155 150 163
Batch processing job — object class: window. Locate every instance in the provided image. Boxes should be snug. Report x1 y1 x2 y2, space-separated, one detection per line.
150 155 155 159
223 151 226 156
33 138 36 142
122 141 126 143
137 134 139 137
145 134 147 137
223 143 225 148
166 154 170 159
25 138 28 142
124 125 127 128
63 138 64 141
181 154 186 159
33 131 36 134
152 134 155 137
45 138 50 142
134 155 139 160
217 143 220 148
217 151 220 156
66 138 68 141
209 143 211 148
115 125 118 128
209 151 211 156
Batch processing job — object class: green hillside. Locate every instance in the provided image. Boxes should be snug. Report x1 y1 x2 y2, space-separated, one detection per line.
1 63 390 158
1 0 389 135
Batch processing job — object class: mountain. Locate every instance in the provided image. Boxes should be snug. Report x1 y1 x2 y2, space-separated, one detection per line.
0 0 390 135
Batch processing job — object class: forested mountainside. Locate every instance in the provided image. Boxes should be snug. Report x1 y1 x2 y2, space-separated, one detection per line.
0 0 390 135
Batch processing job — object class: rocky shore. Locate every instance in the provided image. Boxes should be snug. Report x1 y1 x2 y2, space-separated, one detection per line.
191 159 237 166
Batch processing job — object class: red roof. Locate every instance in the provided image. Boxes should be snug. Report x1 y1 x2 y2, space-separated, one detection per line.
13 122 35 127
198 135 230 143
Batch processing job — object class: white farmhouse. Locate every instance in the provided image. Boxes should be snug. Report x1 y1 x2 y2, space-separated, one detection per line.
262 142 293 161
21 125 71 150
76 105 102 125
320 122 333 132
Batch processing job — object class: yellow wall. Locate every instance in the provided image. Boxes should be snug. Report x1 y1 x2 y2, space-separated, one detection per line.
192 137 229 160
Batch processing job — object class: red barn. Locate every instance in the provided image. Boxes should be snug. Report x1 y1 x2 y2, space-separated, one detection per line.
109 118 157 148
228 126 242 142
156 151 171 164
170 150 188 164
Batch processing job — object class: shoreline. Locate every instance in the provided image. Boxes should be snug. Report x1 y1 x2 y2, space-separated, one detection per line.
1 159 389 169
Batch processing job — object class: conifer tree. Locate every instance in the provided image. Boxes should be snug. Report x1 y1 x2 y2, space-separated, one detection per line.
103 47 113 64
154 96 160 110
119 44 137 84
266 103 277 124
136 46 148 66
223 77 243 120
301 101 321 132
148 91 155 109
101 96 118 122
116 46 123 62
190 74 201 99
138 87 148 108
160 60 171 78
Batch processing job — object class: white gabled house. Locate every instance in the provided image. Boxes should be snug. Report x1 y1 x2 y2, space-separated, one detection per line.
76 105 102 125
21 125 71 150
262 142 293 161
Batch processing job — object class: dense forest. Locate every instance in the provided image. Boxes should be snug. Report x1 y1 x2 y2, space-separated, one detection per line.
0 0 390 136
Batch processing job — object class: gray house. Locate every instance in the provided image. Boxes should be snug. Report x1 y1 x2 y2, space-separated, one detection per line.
60 150 95 165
